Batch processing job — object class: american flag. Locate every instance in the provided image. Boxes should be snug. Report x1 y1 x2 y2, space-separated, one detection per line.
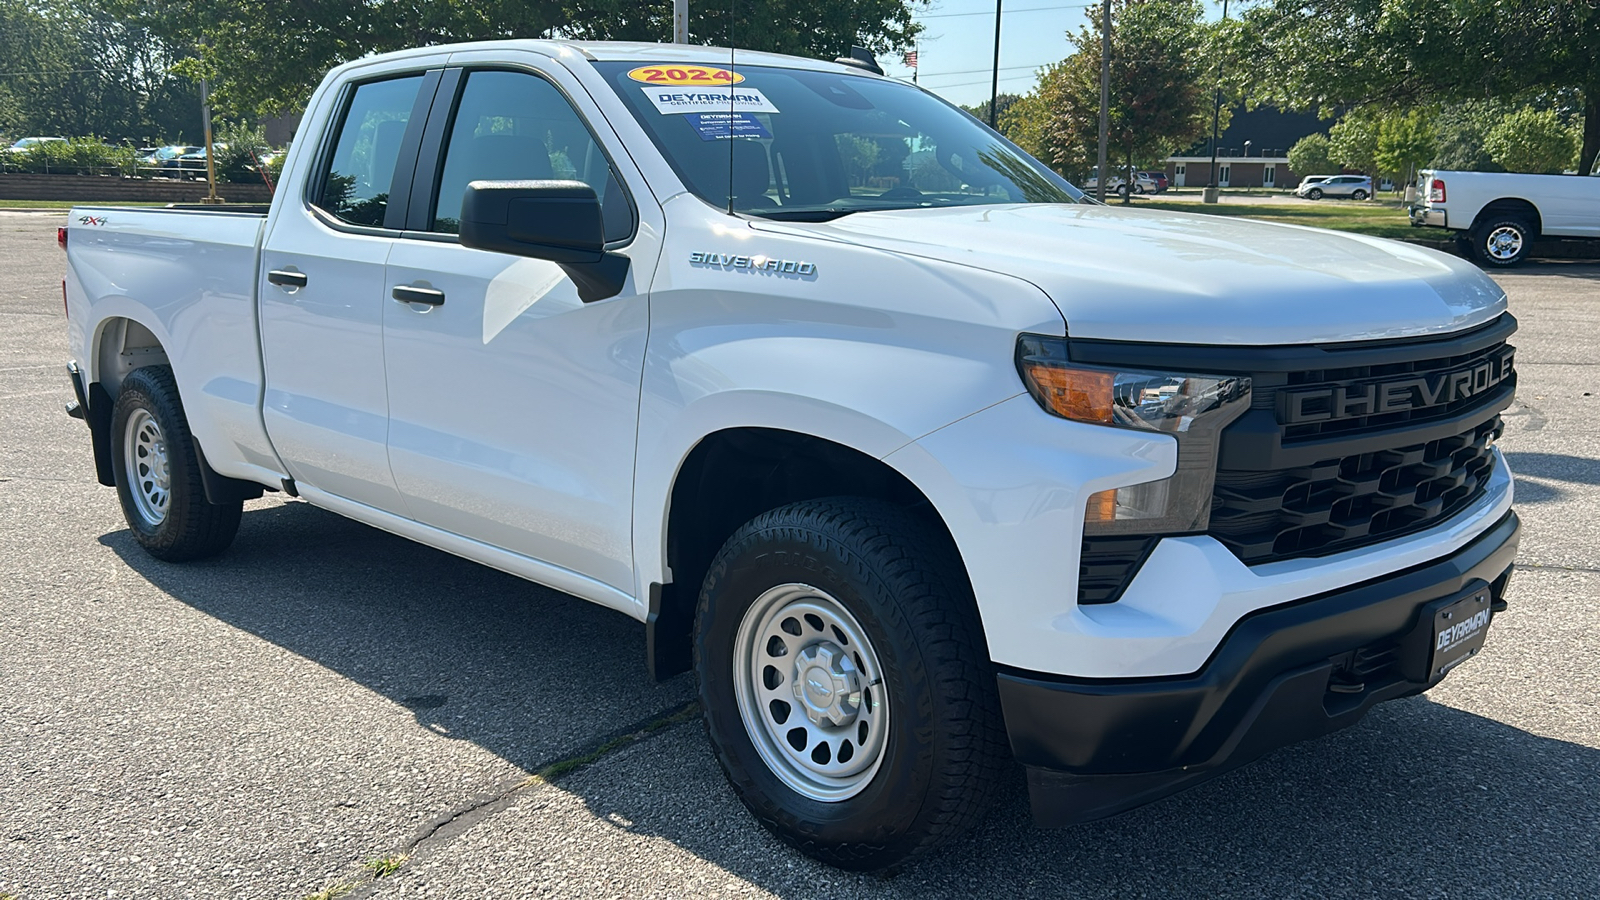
902 49 919 69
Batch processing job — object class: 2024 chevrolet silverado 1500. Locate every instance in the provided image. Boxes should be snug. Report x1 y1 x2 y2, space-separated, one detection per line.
1411 168 1600 266
63 42 1520 869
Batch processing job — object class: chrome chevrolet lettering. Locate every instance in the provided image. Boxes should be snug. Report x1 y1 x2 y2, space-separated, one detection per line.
689 251 817 276
1281 346 1515 424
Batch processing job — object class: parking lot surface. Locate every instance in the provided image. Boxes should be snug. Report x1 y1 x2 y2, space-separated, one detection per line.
2 210 1597 898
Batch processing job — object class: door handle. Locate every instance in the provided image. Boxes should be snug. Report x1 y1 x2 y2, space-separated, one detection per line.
392 285 446 307
266 269 308 288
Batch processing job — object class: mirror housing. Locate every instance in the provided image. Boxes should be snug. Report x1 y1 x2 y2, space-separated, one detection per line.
458 180 629 303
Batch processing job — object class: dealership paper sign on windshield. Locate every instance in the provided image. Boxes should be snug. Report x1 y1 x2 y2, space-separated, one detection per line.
643 85 780 115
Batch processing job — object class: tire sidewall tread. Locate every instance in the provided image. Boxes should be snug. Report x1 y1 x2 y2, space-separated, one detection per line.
109 365 241 561
694 497 1005 871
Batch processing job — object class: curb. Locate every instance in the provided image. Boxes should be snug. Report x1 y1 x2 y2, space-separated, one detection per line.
1398 235 1600 262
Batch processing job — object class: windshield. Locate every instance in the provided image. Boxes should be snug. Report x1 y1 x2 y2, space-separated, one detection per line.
595 61 1084 220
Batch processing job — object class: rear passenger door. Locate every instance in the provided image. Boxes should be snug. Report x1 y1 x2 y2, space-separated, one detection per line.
380 62 659 595
259 69 440 513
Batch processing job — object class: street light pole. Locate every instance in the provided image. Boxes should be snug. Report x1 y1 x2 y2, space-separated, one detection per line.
674 0 688 42
1204 0 1229 204
989 0 1003 129
1095 0 1110 203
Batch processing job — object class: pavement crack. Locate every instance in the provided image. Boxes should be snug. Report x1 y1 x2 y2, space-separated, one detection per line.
1516 562 1600 575
335 700 700 898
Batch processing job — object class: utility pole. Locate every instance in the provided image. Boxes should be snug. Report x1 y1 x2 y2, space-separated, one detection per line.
200 66 222 204
674 0 688 43
1204 0 1230 204
1095 0 1110 202
988 0 1003 129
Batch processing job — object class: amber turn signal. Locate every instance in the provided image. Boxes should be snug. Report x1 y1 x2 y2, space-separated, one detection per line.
1020 363 1114 424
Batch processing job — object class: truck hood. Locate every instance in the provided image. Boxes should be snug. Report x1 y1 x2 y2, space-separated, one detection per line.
752 204 1506 345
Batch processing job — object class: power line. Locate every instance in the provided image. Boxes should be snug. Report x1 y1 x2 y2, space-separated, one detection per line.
916 63 1052 79
917 3 1092 18
0 69 100 77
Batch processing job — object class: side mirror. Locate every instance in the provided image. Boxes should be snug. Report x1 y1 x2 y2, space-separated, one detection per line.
458 180 629 302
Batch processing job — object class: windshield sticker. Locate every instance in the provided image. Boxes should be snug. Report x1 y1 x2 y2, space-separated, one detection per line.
628 64 744 86
642 85 780 115
687 112 771 142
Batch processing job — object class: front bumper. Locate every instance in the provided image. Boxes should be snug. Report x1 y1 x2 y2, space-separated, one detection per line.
999 509 1519 827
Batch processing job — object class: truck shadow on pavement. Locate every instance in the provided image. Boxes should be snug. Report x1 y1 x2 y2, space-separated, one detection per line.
103 499 1600 897
1503 450 1600 503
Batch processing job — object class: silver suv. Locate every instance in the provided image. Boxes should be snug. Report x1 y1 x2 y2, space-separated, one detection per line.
1297 174 1372 200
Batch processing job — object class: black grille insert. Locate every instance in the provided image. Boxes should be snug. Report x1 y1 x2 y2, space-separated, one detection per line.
1078 536 1158 604
1210 416 1501 564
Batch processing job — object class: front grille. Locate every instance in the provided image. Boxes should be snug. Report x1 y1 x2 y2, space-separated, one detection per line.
1078 536 1158 604
1210 416 1501 564
1270 340 1515 441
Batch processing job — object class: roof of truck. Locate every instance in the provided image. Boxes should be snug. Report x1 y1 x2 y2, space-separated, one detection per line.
357 39 886 78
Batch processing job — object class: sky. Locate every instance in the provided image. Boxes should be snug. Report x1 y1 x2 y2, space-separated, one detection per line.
879 0 1227 108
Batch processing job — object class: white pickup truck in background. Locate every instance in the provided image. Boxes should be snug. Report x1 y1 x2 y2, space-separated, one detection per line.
1410 168 1600 265
63 40 1521 870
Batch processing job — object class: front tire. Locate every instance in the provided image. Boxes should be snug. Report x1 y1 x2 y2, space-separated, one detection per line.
110 366 242 561
1472 218 1533 267
1307 187 1323 200
694 498 1006 871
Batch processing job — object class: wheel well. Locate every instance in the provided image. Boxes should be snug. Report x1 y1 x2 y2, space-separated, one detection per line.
95 317 170 398
647 427 964 680
1473 199 1542 237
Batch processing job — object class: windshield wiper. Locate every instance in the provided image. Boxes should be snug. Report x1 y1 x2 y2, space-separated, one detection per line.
751 208 862 222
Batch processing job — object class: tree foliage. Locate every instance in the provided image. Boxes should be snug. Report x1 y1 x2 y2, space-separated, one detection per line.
1286 133 1333 176
1236 0 1600 176
0 0 199 143
105 0 930 118
1327 108 1379 175
1008 0 1210 183
1432 101 1510 172
1485 107 1580 174
1373 108 1436 184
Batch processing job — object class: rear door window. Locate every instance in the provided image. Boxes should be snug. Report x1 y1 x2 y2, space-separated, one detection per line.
316 75 427 227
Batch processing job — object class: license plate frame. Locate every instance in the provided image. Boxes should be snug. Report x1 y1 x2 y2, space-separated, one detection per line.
1427 586 1493 679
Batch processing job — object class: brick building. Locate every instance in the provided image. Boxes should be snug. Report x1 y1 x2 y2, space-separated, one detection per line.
1164 106 1334 189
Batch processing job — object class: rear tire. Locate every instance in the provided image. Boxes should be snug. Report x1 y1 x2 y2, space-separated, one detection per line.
1472 217 1533 267
1352 189 1369 201
110 366 242 561
694 498 1006 871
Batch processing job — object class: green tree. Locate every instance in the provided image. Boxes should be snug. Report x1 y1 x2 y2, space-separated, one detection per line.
108 0 930 119
1023 0 1211 188
1286 133 1334 177
0 0 199 143
1328 108 1380 174
1485 107 1580 174
1373 108 1436 186
964 93 1022 128
1237 0 1600 176
1432 100 1510 172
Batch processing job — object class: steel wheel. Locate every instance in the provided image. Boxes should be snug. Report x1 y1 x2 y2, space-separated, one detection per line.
732 583 890 802
123 408 170 526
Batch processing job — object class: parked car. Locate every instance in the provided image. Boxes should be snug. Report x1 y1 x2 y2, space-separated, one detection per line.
141 145 203 172
62 41 1520 872
6 136 67 153
1080 172 1130 197
1410 168 1600 266
1297 174 1372 200
1135 171 1168 193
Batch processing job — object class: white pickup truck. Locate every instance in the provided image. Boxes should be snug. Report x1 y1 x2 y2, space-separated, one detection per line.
63 41 1520 870
1410 168 1600 265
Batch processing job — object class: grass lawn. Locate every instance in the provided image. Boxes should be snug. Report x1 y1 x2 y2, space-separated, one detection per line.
1135 198 1423 240
0 199 169 208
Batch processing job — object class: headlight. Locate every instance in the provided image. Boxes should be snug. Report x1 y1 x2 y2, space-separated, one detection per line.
1016 334 1251 534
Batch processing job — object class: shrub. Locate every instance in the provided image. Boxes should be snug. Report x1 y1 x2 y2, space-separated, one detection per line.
5 138 138 175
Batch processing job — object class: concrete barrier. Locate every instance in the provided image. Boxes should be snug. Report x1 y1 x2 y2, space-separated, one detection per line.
0 173 274 204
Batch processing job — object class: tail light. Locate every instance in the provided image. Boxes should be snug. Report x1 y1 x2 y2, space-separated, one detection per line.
57 226 67 249
1429 179 1446 203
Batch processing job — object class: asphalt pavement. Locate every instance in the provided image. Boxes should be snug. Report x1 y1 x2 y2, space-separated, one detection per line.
1 210 1596 899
